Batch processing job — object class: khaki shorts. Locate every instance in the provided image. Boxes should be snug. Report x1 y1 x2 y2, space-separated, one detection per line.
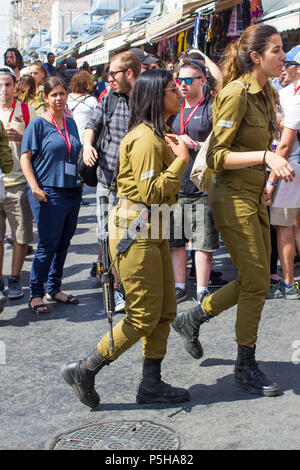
0 183 33 244
169 195 219 251
270 206 300 227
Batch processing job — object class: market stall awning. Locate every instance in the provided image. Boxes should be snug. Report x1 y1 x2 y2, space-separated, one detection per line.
78 34 104 54
29 31 48 50
259 3 300 32
76 33 128 67
215 0 242 12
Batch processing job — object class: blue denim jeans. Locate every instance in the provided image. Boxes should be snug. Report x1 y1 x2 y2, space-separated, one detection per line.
28 186 82 298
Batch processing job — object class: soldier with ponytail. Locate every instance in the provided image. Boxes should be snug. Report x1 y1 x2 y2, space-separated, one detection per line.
173 24 295 397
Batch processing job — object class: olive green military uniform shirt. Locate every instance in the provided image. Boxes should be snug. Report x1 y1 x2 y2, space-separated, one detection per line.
117 122 187 207
0 120 13 174
207 73 276 175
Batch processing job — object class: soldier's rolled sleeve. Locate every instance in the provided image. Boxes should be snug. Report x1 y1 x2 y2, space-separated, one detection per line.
0 121 13 174
207 92 247 174
130 135 187 206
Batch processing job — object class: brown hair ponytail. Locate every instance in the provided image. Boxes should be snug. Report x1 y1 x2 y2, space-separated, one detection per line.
221 41 241 88
221 24 279 88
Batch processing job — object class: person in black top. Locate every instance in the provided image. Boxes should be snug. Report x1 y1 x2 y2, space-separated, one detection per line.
170 60 226 306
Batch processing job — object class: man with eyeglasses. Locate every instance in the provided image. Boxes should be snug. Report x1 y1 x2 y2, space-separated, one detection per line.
169 60 226 309
267 45 300 300
83 51 141 312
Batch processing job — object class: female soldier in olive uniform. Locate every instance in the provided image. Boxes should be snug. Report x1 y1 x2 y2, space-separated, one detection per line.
62 69 190 408
173 24 295 397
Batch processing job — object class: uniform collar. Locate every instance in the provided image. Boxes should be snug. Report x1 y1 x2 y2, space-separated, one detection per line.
238 73 263 94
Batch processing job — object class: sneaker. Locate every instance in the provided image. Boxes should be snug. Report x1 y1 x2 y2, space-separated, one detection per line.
266 281 283 299
0 278 6 314
175 287 188 303
208 271 228 288
281 281 300 300
7 275 24 300
114 289 125 312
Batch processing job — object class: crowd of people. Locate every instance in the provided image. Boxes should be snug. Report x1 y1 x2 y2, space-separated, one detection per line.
0 25 299 407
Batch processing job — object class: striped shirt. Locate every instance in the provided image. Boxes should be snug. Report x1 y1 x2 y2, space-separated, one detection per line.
85 91 129 188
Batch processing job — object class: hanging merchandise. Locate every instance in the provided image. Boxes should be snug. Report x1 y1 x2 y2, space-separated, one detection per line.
250 0 263 24
183 30 189 51
204 14 213 54
227 5 244 38
192 17 200 49
198 16 209 52
177 31 185 54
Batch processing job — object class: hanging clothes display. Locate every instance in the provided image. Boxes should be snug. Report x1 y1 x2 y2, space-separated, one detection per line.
250 0 263 24
227 4 244 38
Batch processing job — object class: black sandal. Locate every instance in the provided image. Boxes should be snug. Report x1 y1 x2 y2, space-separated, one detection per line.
28 297 50 314
47 291 79 305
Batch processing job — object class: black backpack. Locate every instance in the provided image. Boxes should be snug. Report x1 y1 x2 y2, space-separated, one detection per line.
77 90 119 187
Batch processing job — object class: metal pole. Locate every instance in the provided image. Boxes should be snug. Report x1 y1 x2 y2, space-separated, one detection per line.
69 10 73 44
119 0 121 29
61 15 64 41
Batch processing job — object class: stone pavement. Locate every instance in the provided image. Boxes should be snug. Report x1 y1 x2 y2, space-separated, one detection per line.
1 186 300 451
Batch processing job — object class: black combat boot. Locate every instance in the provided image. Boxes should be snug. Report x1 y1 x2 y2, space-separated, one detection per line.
61 349 111 408
171 304 211 359
136 358 190 404
234 345 280 397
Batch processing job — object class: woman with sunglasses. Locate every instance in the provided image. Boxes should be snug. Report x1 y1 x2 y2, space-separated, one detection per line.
173 24 295 397
61 69 191 409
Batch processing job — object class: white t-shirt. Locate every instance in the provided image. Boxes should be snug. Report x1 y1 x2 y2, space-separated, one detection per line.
281 89 300 164
279 83 294 109
67 94 98 143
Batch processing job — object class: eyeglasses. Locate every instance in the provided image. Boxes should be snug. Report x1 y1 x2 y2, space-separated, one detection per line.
176 76 204 85
107 68 128 79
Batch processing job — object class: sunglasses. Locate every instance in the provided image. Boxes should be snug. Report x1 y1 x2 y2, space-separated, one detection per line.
283 62 298 67
176 76 204 85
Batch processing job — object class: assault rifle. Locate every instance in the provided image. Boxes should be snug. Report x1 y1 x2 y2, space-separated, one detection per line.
97 196 150 351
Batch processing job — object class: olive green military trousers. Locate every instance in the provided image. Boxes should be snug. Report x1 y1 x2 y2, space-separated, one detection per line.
202 171 270 345
96 230 177 362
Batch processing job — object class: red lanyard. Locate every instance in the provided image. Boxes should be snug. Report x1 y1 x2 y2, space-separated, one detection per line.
294 85 300 96
7 99 16 127
48 111 72 160
180 97 205 135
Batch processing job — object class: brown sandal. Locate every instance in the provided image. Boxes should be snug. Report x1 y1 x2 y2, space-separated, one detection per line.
47 291 79 305
28 297 50 314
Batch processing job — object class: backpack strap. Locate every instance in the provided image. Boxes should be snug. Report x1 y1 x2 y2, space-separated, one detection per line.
21 102 30 127
94 90 119 151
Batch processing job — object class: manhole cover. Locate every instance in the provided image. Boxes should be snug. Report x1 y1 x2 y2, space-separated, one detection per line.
50 421 179 450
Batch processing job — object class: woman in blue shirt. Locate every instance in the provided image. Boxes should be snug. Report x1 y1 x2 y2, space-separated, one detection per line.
20 76 82 313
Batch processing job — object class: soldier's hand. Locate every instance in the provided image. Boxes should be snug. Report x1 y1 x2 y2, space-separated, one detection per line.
265 151 295 182
165 134 189 163
83 145 98 167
